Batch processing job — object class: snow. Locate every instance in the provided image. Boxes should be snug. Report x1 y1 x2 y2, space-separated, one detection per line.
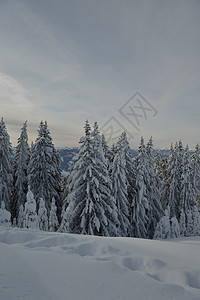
0 227 200 300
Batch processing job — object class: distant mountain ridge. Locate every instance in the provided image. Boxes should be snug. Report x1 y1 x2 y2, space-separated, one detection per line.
57 147 170 172
58 147 79 172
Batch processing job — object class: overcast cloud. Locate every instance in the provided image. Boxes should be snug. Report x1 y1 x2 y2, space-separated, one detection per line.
0 0 199 148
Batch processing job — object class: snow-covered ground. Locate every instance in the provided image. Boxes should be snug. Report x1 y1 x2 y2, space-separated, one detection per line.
0 227 200 300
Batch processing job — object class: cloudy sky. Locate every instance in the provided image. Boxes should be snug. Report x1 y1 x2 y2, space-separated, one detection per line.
0 0 199 149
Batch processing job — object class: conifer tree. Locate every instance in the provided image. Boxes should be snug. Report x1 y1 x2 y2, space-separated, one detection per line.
49 197 59 232
153 207 171 239
62 121 118 236
0 118 13 210
179 209 186 236
38 198 48 231
154 152 169 206
192 206 200 236
178 141 184 198
177 140 184 188
170 217 180 238
146 137 164 238
0 201 11 227
161 143 180 218
108 144 118 174
180 146 196 213
24 187 39 229
154 151 162 187
131 137 149 238
11 121 30 222
159 156 169 187
186 209 193 236
111 133 130 236
58 202 72 233
191 144 200 195
101 134 111 161
61 172 70 218
28 121 62 219
18 205 24 228
121 132 136 215
180 146 200 236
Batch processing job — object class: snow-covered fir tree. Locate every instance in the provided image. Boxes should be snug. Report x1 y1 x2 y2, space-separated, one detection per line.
62 121 118 236
111 133 130 236
177 140 184 188
38 198 48 231
146 137 154 170
179 208 186 236
154 151 162 187
28 121 62 219
161 143 180 218
101 134 110 161
159 156 169 188
180 146 196 213
192 205 200 236
191 144 200 197
49 197 59 232
131 137 149 238
23 187 39 229
11 121 30 222
120 132 136 218
108 144 118 174
58 200 73 233
0 201 11 227
170 217 180 238
61 172 70 218
18 205 24 228
186 209 193 237
179 146 200 236
146 137 164 238
153 207 171 239
0 118 13 210
154 151 168 192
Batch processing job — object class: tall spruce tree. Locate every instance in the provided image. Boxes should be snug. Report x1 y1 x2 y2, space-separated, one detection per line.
101 134 110 161
131 137 149 238
161 157 169 183
154 151 162 187
49 197 59 232
176 141 185 208
146 137 164 238
61 172 70 218
192 206 200 236
111 133 130 236
121 132 136 214
180 146 200 236
161 143 180 218
0 118 13 210
28 121 62 219
0 201 11 227
108 144 118 173
18 205 24 228
24 187 39 229
191 144 200 196
180 146 196 213
62 121 118 236
38 198 48 231
153 207 171 239
11 121 30 223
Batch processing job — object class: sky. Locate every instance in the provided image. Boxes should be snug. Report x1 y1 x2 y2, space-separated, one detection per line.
0 0 199 149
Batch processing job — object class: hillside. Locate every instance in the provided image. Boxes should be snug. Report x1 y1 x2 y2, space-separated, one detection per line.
0 227 200 300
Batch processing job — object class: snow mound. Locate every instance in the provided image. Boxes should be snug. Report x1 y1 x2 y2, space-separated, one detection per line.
0 227 200 300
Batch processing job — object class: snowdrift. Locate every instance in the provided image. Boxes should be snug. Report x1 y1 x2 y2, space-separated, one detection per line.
0 227 200 300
